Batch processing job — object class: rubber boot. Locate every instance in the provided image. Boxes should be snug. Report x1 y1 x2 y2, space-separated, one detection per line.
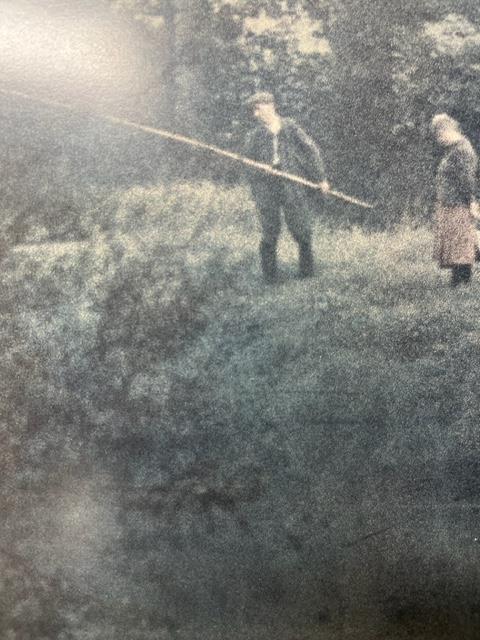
460 264 472 285
451 265 471 287
451 266 461 288
260 240 278 284
298 239 314 279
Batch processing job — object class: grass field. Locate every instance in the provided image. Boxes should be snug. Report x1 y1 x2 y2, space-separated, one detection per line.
2 181 480 638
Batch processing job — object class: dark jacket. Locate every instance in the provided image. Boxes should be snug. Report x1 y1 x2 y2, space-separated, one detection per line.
436 137 478 207
244 118 327 212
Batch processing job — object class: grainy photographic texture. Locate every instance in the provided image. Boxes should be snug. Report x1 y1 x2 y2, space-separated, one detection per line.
1 1 480 639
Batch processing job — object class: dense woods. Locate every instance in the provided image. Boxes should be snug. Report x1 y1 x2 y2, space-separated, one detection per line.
1 0 480 242
3 0 480 239
105 0 480 220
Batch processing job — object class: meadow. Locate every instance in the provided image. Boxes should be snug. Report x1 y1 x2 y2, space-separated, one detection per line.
1 181 480 639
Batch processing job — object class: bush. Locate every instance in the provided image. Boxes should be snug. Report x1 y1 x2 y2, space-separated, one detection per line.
3 181 480 636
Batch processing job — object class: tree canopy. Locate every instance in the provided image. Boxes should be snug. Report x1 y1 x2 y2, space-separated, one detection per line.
105 0 480 222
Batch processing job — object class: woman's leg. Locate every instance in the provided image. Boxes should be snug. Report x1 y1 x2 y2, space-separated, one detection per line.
451 264 472 286
460 264 472 284
451 266 462 287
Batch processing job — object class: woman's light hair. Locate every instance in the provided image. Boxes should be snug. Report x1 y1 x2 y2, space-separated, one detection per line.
431 113 461 134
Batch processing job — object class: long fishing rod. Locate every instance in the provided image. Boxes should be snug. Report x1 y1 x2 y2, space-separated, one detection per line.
0 87 373 209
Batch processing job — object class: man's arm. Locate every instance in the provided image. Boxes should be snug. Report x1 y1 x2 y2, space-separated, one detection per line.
242 128 269 191
241 130 258 182
290 122 329 192
243 129 256 159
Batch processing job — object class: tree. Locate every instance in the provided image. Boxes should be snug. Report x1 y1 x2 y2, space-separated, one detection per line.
329 0 480 222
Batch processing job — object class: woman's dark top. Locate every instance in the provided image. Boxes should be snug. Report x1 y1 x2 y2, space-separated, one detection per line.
436 137 478 207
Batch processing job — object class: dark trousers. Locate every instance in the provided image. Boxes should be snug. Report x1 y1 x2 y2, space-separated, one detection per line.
258 175 313 281
451 264 472 287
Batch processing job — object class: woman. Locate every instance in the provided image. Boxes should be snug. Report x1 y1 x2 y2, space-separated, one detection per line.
432 113 479 287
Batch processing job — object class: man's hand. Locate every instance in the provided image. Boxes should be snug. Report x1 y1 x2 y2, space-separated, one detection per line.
318 180 330 194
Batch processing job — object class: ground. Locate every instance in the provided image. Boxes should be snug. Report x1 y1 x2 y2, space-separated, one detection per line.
2 182 480 638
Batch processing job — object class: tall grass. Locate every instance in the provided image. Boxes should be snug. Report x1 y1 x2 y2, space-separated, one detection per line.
2 180 480 638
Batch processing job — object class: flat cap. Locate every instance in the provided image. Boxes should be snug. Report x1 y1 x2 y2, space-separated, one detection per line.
245 91 275 107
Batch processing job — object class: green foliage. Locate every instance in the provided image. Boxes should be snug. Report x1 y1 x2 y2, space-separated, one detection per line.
4 1 480 232
106 1 334 174
0 551 68 640
103 0 480 225
5 1 480 230
6 0 480 635
3 180 480 636
327 3 480 222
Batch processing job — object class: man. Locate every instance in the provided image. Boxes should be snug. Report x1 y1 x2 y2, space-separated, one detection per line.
244 91 329 283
